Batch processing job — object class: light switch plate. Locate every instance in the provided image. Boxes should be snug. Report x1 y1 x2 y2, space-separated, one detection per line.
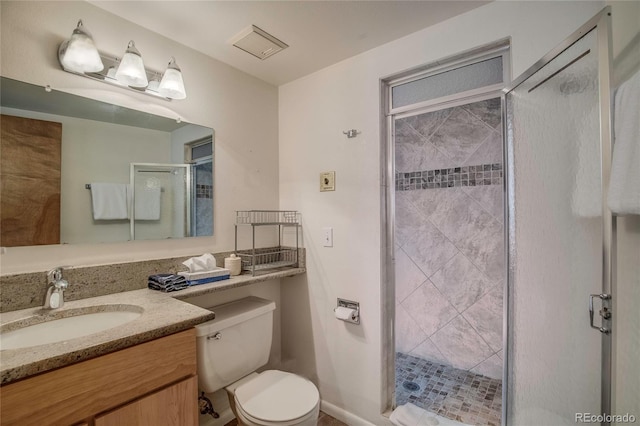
320 171 335 192
323 227 333 247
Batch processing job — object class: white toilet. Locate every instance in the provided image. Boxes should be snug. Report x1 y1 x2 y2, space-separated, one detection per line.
195 296 320 426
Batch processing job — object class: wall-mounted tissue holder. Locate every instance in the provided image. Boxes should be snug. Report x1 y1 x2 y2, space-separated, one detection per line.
334 298 360 325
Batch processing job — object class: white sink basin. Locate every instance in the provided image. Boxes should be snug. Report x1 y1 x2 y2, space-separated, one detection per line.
0 306 143 350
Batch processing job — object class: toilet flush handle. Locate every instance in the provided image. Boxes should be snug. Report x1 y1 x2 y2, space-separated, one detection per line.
207 332 222 340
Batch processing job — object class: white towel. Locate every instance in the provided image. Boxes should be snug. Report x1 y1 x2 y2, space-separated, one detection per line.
134 186 161 220
608 69 640 215
90 183 129 220
389 403 473 426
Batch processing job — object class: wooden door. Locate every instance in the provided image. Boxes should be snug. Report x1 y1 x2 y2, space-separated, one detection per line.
0 114 62 246
94 376 198 426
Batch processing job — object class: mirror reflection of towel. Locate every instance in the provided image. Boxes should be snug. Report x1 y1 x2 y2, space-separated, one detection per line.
135 187 161 220
91 183 129 220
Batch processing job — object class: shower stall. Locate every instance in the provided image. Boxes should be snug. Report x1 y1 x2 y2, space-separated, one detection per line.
383 8 615 426
393 96 506 426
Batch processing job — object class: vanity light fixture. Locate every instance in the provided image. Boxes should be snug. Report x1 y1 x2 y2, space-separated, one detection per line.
147 74 161 92
114 41 148 88
57 19 187 101
58 20 104 73
158 57 186 100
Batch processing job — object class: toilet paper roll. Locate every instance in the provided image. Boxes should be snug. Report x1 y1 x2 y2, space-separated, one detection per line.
334 306 357 321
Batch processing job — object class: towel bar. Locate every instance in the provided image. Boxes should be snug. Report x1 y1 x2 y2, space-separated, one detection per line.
86 183 164 192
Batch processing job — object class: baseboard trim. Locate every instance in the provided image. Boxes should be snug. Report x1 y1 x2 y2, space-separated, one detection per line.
320 400 380 426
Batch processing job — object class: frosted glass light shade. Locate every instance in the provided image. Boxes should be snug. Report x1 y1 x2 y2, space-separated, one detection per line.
158 57 186 99
58 20 104 73
115 41 148 88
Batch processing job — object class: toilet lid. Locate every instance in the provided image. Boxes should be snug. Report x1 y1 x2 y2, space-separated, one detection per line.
235 370 319 422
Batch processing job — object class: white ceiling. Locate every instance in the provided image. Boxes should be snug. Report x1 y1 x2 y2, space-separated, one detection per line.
91 1 490 86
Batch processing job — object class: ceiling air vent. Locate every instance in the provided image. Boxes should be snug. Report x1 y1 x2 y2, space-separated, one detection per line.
230 25 289 60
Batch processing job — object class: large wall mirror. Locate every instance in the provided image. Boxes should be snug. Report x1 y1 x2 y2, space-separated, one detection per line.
0 77 214 247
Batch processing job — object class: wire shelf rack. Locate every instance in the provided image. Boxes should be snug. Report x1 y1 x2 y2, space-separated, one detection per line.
235 210 300 276
235 210 299 225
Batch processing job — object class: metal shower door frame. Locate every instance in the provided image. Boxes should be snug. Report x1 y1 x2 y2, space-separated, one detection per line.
380 40 511 419
502 7 614 423
129 162 192 241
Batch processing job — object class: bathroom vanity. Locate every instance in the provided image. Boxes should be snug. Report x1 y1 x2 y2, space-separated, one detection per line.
1 330 198 426
0 256 306 426
0 288 214 426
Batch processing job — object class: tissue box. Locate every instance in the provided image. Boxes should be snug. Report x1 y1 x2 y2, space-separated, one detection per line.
178 268 231 286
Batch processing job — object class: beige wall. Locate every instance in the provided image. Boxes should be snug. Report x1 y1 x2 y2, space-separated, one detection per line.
0 0 279 274
609 1 640 423
279 1 604 423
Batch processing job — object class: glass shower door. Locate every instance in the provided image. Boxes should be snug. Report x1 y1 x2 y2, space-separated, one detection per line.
130 163 192 240
505 12 612 426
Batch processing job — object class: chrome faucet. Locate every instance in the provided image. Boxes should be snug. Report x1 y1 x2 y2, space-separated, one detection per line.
44 267 69 309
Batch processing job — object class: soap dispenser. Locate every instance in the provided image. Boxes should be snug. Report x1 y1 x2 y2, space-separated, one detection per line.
224 254 242 276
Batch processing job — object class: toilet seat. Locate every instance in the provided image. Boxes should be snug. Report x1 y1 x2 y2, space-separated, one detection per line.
234 370 319 425
236 402 319 426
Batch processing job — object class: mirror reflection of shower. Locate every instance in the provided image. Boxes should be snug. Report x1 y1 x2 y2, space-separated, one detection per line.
129 163 192 241
185 137 214 237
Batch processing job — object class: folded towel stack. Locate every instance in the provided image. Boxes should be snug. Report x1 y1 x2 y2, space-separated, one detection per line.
148 274 188 292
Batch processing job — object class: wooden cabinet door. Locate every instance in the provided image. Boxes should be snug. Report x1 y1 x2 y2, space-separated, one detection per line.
0 330 196 426
94 376 198 426
0 114 61 246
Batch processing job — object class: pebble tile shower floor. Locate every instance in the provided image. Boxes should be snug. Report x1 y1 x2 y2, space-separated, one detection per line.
396 353 502 426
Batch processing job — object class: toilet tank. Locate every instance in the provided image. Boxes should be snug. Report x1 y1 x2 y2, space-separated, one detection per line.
195 296 276 393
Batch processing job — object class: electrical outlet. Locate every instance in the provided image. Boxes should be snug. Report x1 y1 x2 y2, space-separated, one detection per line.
320 171 335 192
323 227 333 247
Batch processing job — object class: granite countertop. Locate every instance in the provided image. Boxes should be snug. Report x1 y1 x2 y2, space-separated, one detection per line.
0 267 306 385
169 267 306 300
0 289 214 385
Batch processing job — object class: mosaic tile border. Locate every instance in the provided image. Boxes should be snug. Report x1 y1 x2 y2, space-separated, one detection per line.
396 163 503 191
196 184 213 199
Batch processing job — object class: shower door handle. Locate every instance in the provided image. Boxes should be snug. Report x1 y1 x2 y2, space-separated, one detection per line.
589 293 611 334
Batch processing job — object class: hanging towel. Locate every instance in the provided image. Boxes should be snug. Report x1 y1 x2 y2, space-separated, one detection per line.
90 183 129 220
134 186 161 220
608 69 640 215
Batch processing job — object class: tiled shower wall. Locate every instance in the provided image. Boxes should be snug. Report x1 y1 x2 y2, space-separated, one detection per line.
394 98 504 380
195 162 213 236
